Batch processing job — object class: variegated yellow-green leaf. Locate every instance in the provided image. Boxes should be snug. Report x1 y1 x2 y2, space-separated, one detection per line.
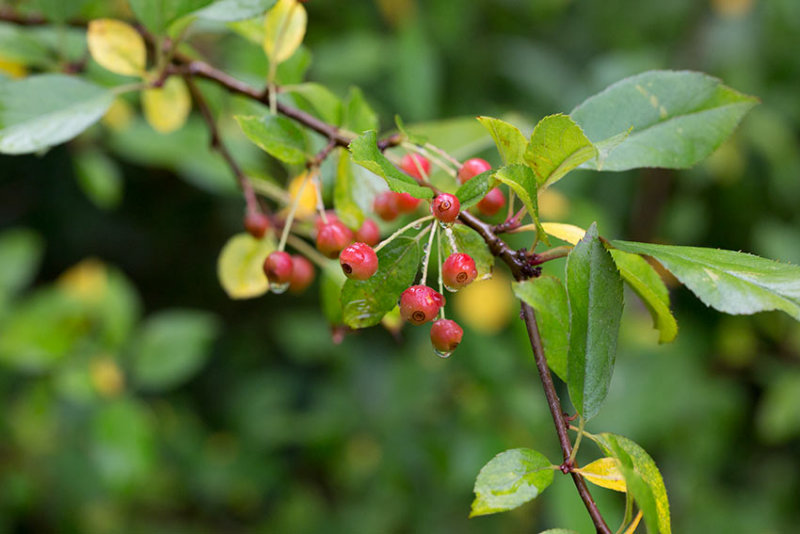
541 222 585 245
263 0 307 65
142 77 191 134
87 19 147 77
525 113 597 188
574 457 627 492
217 233 276 299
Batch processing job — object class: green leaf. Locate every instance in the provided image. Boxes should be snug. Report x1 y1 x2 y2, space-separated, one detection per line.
594 433 671 534
493 164 547 245
524 113 597 187
129 0 214 34
757 370 800 444
73 149 123 210
470 448 554 517
611 240 800 322
477 116 527 165
341 86 378 133
341 236 420 329
235 114 307 164
0 228 44 304
538 530 580 534
194 0 276 21
571 70 758 171
0 74 114 154
334 148 365 230
455 170 495 209
441 224 494 281
566 223 623 420
287 82 342 126
513 276 569 382
0 22 55 69
394 114 428 146
130 309 220 391
348 130 433 199
320 263 346 325
217 232 276 299
403 116 494 161
610 249 678 344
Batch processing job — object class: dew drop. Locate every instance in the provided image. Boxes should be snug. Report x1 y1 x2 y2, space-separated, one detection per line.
444 283 458 293
412 221 422 230
434 348 453 359
269 281 290 294
438 221 454 230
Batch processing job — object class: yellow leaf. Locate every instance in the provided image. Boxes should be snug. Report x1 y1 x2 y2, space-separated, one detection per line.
58 258 108 302
87 19 146 77
142 77 191 134
622 510 644 534
575 457 627 493
283 172 318 219
538 188 570 220
541 222 586 245
0 56 27 78
217 233 277 299
102 97 134 131
90 356 125 398
454 272 514 334
263 0 307 64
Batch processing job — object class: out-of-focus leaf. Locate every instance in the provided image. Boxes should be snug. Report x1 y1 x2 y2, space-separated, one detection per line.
87 19 146 77
334 148 365 230
525 113 597 187
477 116 527 165
128 0 213 34
757 370 800 444
455 170 495 209
142 76 191 134
0 74 113 154
538 530 580 534
194 0 276 21
566 223 623 420
236 113 307 164
470 448 554 517
73 149 123 210
263 0 307 65
349 130 432 199
574 457 627 492
441 224 494 281
217 232 276 299
0 228 44 304
320 263 346 325
513 276 569 381
571 70 758 171
0 23 54 69
341 86 378 134
287 82 342 126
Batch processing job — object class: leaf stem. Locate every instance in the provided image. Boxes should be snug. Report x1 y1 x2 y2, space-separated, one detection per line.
278 171 312 252
374 215 434 253
569 416 586 464
420 221 438 286
437 227 445 319
286 234 329 269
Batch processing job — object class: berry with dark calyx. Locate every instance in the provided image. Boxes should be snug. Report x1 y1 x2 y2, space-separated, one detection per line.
430 319 463 357
264 251 293 293
288 255 315 293
373 191 400 221
339 242 379 280
355 218 381 246
396 192 421 213
431 193 461 224
400 153 431 181
442 253 478 291
316 220 354 259
477 187 506 216
399 285 445 326
244 211 270 238
457 158 491 184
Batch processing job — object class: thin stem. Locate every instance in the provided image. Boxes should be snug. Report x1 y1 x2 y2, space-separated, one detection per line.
507 190 516 220
374 215 434 253
437 227 445 319
403 142 457 178
278 171 312 252
251 179 292 204
286 234 329 269
424 142 462 169
444 226 458 253
530 246 573 265
419 222 438 286
569 416 586 464
616 493 634 534
311 170 327 223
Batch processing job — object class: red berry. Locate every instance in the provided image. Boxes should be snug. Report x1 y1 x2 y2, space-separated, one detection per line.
316 221 354 259
373 191 400 221
399 285 445 326
430 319 463 354
477 187 506 216
339 242 379 280
457 158 491 184
314 211 340 232
431 193 460 223
400 153 431 181
355 218 381 246
264 251 293 285
396 192 421 213
442 253 478 290
244 211 270 238
289 255 315 293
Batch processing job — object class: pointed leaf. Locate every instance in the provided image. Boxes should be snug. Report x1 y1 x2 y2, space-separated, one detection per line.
566 223 623 420
477 116 527 165
341 86 378 133
441 224 494 281
612 241 800 322
610 249 678 343
142 76 191 134
334 148 365 230
525 113 597 187
341 236 420 329
513 276 569 382
87 19 147 77
288 82 342 125
263 0 307 64
494 164 547 245
194 0 277 21
455 170 495 209
0 74 114 154
217 232 276 299
470 448 554 517
349 130 433 199
236 113 307 164
541 222 585 245
571 70 758 171
574 457 627 493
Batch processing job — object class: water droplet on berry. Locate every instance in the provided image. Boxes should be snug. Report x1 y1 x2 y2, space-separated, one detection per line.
438 220 454 230
269 281 290 294
434 348 453 359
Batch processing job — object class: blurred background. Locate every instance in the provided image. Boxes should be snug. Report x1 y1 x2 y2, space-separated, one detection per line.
1 0 800 532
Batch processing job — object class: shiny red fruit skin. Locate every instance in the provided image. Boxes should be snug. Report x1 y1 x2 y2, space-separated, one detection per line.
430 319 463 353
373 191 400 221
354 218 381 246
289 255 315 293
339 242 379 280
316 221 354 259
457 158 492 184
244 211 270 238
442 253 478 290
400 153 431 181
314 211 340 232
477 187 506 216
264 251 293 285
431 193 461 223
399 285 445 325
395 192 421 213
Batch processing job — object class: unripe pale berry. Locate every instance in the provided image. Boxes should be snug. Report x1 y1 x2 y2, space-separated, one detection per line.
373 191 400 221
264 251 293 285
431 193 460 223
396 192 421 213
400 153 431 181
355 218 381 246
339 242 379 280
244 211 270 238
316 221 354 259
442 253 478 290
457 158 491 184
289 255 315 293
430 319 463 354
477 187 506 216
399 285 445 325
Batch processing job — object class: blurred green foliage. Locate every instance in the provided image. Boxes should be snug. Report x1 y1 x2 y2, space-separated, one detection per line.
1 0 800 532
